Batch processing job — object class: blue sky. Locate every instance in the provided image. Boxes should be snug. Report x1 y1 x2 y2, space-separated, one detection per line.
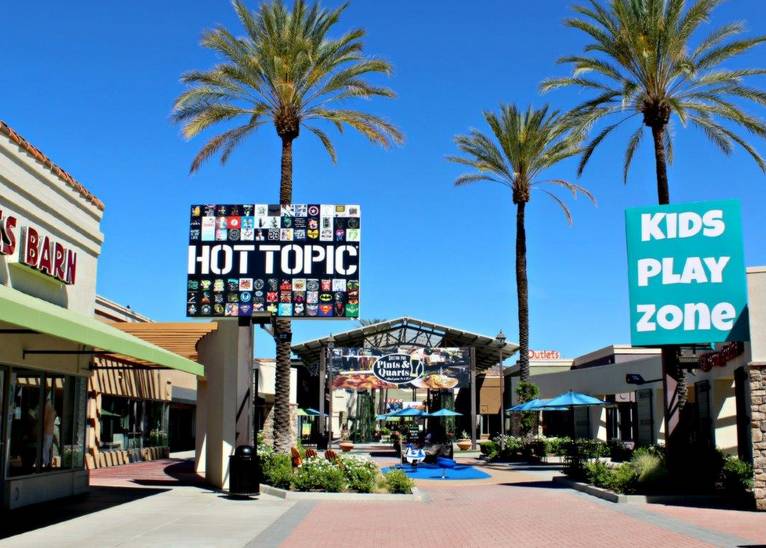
2 0 765 360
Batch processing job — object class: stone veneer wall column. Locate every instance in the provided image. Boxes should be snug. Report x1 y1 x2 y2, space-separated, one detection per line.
751 363 766 511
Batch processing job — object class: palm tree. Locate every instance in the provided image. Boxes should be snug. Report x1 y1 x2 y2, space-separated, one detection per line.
542 0 766 200
173 0 402 453
448 105 595 385
541 0 766 430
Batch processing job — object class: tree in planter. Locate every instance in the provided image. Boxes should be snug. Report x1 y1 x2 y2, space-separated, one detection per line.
174 0 402 453
449 105 595 383
541 0 766 459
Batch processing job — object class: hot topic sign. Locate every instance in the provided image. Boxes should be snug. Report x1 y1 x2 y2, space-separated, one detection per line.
187 204 360 318
625 200 749 345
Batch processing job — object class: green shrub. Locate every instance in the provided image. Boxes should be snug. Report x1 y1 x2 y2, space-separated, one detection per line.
384 469 414 494
340 456 378 493
545 436 571 457
610 463 639 494
480 441 498 459
292 457 346 492
525 438 547 460
722 457 754 494
564 439 608 479
575 439 609 459
261 453 292 489
584 460 612 489
632 452 669 492
584 461 638 494
632 445 665 460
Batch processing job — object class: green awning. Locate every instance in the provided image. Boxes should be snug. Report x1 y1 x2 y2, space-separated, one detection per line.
0 284 204 376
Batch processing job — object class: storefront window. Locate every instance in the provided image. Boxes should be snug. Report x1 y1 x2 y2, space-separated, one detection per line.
100 395 135 450
71 377 86 468
144 401 169 448
6 369 87 477
100 397 168 450
7 370 43 477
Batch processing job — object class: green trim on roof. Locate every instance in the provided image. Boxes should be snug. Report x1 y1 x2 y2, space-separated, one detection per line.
0 284 204 376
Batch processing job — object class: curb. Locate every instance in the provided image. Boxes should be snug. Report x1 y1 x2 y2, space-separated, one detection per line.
260 484 423 502
552 476 744 507
553 476 628 503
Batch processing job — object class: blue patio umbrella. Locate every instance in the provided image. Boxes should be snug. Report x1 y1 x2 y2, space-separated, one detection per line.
507 399 568 412
543 391 605 408
305 408 327 416
389 407 428 417
427 409 463 417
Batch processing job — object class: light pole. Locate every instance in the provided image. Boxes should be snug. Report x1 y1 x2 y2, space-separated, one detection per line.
496 329 507 443
327 339 335 449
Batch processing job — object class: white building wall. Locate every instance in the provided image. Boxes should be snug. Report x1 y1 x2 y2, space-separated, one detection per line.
0 131 103 315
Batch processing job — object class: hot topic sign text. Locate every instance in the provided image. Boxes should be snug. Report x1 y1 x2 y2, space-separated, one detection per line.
625 200 748 345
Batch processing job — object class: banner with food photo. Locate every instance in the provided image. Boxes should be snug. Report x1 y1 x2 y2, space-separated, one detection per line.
330 347 469 391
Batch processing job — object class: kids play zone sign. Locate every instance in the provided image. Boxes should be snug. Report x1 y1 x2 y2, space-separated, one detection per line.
625 200 748 346
0 207 77 284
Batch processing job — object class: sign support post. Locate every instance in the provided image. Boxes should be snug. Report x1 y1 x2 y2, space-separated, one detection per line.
470 347 477 450
319 343 326 442
327 340 334 449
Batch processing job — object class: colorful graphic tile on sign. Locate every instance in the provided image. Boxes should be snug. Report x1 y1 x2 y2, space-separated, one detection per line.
187 204 360 319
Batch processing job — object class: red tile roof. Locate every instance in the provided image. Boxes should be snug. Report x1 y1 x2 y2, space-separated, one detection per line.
0 121 105 211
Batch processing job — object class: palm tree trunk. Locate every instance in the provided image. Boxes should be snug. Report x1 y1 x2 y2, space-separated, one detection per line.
273 135 295 453
516 201 530 384
650 124 687 458
650 126 670 206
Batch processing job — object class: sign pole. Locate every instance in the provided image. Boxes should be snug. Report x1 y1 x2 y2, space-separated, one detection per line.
470 347 477 450
327 339 335 449
499 347 505 440
661 346 680 451
319 343 326 442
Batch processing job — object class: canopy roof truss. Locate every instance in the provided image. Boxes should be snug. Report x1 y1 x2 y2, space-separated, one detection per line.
292 316 518 371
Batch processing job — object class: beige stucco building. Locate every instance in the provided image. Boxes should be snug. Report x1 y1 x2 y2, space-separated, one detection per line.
0 121 205 509
508 267 765 464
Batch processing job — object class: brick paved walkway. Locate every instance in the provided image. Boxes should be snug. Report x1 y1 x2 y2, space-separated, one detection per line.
5 456 766 547
89 457 205 488
266 460 766 548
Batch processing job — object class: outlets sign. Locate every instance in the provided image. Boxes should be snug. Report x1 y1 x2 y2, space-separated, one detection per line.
625 200 749 345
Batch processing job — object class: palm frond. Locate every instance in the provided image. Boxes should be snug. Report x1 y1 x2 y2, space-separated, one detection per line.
539 189 574 224
547 0 766 194
304 124 337 163
173 0 399 171
449 103 594 222
623 125 644 183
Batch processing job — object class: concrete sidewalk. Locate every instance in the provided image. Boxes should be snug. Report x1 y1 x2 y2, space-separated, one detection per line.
3 456 766 547
2 485 296 547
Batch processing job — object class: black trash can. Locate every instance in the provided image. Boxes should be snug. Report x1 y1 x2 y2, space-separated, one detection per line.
229 445 260 496
317 433 329 451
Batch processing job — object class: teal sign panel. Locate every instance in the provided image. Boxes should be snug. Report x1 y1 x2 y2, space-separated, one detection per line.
625 200 749 346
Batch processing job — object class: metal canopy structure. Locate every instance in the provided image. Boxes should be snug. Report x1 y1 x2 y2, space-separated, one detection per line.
291 316 519 370
292 317 518 451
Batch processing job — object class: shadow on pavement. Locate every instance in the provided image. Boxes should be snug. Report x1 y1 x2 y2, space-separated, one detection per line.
496 480 567 490
130 459 210 489
0 486 168 540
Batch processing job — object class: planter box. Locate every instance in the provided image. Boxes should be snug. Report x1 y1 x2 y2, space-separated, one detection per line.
553 476 746 506
260 484 423 502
